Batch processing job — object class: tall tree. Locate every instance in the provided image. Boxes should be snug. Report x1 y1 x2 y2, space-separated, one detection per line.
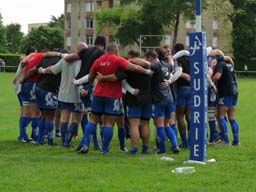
229 0 256 68
6 23 24 53
48 14 65 29
21 26 64 52
95 0 204 48
0 13 8 53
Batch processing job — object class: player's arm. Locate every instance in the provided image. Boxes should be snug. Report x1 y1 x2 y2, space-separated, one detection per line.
211 72 222 82
21 53 34 68
96 73 118 82
129 58 151 69
21 67 38 83
224 56 234 65
64 53 80 62
38 66 53 75
122 79 139 96
124 62 153 76
73 74 89 85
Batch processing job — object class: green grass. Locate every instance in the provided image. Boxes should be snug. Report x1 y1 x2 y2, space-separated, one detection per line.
0 72 256 192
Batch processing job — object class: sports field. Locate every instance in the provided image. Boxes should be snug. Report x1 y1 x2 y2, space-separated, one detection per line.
0 72 255 192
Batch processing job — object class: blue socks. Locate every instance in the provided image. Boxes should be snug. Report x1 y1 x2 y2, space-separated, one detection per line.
64 122 78 147
208 120 216 143
45 121 54 146
118 128 126 151
60 122 68 145
165 126 178 148
80 122 97 148
37 118 46 144
102 127 113 154
230 119 239 144
31 118 39 141
20 117 30 141
81 115 88 134
157 127 166 153
218 118 230 143
170 124 178 137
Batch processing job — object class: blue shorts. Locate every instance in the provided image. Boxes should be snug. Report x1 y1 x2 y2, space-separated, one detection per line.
35 86 58 110
126 104 152 119
152 99 172 118
218 95 238 107
170 100 176 113
58 101 83 113
176 86 191 106
20 82 36 105
80 94 92 112
91 96 123 116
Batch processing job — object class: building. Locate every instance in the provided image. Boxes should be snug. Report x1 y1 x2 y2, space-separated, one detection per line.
64 0 116 52
28 23 48 33
64 0 232 54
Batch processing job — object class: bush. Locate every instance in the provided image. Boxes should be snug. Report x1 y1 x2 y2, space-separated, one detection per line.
0 53 23 72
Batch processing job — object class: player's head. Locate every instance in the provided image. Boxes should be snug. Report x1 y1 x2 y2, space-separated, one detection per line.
144 50 158 62
163 45 171 55
174 43 185 53
106 43 119 55
94 35 106 50
155 48 167 61
75 42 88 53
128 50 140 59
25 46 37 55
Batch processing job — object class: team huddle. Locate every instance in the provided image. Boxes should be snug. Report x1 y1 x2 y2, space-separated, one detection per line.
12 35 240 155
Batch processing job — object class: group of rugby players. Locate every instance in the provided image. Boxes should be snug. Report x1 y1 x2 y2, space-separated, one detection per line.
12 35 240 155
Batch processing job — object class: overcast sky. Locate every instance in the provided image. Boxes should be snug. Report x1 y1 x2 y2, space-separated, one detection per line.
0 0 64 33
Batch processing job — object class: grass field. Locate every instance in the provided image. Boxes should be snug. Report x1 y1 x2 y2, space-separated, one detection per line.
0 72 256 192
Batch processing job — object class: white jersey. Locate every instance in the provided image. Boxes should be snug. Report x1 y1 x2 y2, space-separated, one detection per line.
13 63 24 95
51 55 81 103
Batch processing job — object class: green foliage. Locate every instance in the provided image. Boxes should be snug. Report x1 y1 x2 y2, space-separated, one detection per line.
0 14 8 53
6 24 25 54
21 26 64 52
48 14 65 29
0 54 22 72
95 1 204 48
0 73 256 191
229 0 256 68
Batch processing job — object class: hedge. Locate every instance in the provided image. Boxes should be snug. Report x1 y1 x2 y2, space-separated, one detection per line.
0 53 23 72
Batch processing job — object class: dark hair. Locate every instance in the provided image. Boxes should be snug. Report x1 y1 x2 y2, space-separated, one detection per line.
25 46 37 55
155 48 167 61
174 43 185 53
94 35 106 49
128 50 140 58
144 50 158 59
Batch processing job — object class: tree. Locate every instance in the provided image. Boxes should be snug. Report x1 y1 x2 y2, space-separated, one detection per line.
6 24 24 53
229 0 256 68
95 0 205 48
48 14 65 29
0 13 8 53
21 26 64 52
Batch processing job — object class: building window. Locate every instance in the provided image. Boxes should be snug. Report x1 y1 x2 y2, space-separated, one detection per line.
212 37 218 47
86 35 94 45
212 20 218 30
96 1 102 9
66 20 71 29
66 3 72 13
86 1 94 12
110 0 114 8
85 18 94 28
66 37 71 46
